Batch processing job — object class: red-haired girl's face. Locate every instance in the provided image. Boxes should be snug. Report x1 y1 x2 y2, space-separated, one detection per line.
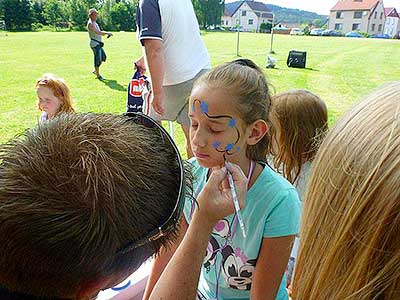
37 86 62 118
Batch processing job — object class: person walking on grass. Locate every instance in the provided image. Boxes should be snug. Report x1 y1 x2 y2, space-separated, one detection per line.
87 8 113 80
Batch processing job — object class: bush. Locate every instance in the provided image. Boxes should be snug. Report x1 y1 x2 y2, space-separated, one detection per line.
31 22 44 31
259 22 271 33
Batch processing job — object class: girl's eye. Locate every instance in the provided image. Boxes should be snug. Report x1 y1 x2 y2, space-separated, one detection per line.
209 128 223 134
190 122 198 128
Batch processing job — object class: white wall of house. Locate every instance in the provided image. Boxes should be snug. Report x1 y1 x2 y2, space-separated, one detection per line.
232 2 259 31
222 2 273 32
328 10 370 32
369 1 386 34
384 16 400 37
328 1 385 34
221 16 234 27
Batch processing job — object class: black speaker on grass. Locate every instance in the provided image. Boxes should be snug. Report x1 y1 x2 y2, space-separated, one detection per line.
287 50 307 68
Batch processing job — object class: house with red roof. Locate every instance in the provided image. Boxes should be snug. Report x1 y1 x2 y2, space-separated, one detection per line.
328 0 386 34
221 0 274 32
384 7 400 37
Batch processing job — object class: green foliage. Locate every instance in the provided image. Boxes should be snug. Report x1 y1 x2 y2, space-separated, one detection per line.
66 0 88 30
42 0 66 28
32 1 46 25
193 0 224 29
312 19 325 28
0 0 138 31
110 0 136 31
259 22 272 33
303 25 310 35
1 0 34 30
98 0 115 30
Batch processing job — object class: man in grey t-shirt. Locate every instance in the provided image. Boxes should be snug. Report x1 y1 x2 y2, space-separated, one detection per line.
87 8 113 80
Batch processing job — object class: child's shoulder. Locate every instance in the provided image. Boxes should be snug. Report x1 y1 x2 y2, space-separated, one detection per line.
252 162 300 207
260 162 297 192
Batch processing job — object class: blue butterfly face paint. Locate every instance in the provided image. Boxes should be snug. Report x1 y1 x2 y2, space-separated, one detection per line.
192 99 242 158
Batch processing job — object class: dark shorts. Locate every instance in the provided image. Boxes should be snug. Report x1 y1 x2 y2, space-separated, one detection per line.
91 45 106 67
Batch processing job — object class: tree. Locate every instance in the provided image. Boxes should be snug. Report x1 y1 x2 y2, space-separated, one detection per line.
259 22 272 33
42 0 66 28
1 0 33 30
193 0 224 29
66 0 88 30
110 0 136 31
32 0 46 25
312 19 324 28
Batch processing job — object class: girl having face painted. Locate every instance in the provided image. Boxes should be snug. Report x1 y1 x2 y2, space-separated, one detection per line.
142 59 301 300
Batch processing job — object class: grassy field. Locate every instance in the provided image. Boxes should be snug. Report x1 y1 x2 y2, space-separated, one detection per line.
0 31 399 155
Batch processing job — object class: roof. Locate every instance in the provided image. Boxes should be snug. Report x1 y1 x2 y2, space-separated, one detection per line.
224 1 271 17
255 12 274 18
331 0 380 11
385 7 399 17
224 1 242 17
247 1 271 12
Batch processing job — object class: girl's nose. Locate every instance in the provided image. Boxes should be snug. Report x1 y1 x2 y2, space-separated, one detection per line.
192 128 207 148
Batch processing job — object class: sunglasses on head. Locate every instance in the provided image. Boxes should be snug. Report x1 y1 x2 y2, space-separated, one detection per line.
117 112 185 254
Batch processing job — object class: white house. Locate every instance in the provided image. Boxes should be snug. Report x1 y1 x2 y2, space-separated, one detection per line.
222 0 274 32
384 7 400 37
328 0 386 34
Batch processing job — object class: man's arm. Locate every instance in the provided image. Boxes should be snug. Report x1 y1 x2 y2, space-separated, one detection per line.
88 22 113 37
142 39 165 115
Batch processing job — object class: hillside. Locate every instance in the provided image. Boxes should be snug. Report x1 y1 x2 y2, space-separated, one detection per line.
266 4 328 25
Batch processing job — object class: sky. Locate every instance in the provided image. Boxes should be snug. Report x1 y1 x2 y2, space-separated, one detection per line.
226 0 400 15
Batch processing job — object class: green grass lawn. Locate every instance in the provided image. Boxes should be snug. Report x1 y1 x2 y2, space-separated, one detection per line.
1 31 399 156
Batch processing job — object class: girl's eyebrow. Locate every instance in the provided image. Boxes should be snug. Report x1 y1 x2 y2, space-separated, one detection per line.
189 114 226 125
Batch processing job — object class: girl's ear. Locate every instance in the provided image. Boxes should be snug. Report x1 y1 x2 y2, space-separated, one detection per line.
246 120 268 146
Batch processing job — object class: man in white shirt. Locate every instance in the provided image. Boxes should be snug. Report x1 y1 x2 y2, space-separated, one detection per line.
135 0 211 157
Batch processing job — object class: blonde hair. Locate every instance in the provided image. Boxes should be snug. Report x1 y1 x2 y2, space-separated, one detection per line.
36 73 75 116
194 59 271 161
268 90 328 183
293 82 400 300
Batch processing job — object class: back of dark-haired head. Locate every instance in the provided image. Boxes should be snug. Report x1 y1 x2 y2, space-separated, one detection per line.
0 113 183 298
194 58 271 161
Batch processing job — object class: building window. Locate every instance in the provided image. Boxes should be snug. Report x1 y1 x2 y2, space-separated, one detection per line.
354 11 363 18
378 24 382 31
374 12 377 19
226 20 228 25
242 10 246 17
248 19 253 25
352 23 360 30
380 12 383 19
372 24 375 31
335 23 343 30
236 19 240 24
336 11 344 19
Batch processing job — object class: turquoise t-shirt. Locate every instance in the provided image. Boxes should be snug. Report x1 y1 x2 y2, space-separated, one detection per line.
184 158 301 300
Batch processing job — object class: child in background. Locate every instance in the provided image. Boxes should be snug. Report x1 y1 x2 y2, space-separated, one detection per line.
293 82 400 300
36 73 75 123
267 90 328 287
142 59 301 300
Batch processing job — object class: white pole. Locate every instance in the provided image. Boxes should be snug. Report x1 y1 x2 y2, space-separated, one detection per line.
269 14 275 54
169 121 174 139
236 9 241 56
